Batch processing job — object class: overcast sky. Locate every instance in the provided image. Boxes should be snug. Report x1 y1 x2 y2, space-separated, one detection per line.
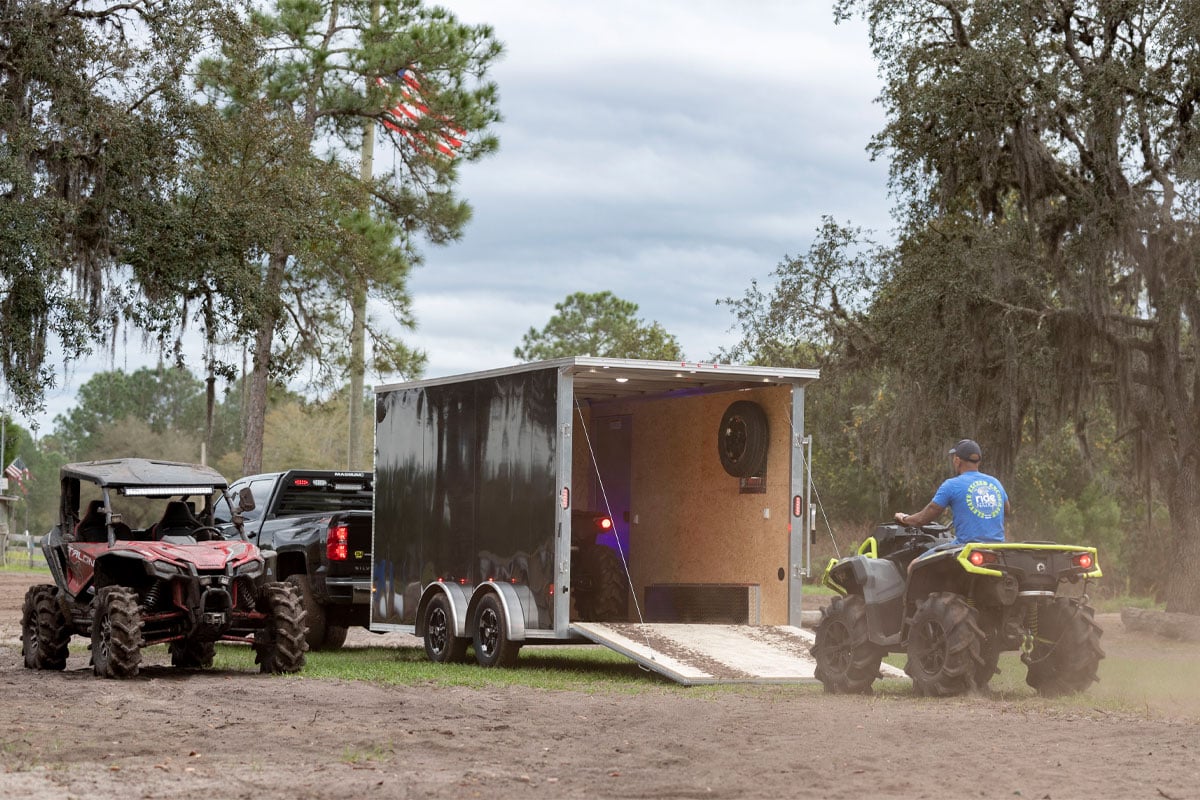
22 0 892 432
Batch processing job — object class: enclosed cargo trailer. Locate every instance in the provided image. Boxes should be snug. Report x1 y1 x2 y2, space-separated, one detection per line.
370 357 859 684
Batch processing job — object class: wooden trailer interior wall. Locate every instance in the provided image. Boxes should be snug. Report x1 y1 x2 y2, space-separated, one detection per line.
572 385 794 625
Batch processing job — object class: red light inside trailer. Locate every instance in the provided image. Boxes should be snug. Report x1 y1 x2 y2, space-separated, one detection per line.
326 524 349 561
599 516 613 531
1075 552 1094 570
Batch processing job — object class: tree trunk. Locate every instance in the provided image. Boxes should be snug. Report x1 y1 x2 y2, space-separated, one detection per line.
1163 450 1200 615
242 250 287 476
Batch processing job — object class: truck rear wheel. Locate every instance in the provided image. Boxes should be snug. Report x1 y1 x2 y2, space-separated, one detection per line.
811 595 883 694
423 593 468 663
1024 598 1104 696
22 585 70 671
92 586 143 679
473 593 520 668
904 592 984 697
287 574 345 651
253 582 307 674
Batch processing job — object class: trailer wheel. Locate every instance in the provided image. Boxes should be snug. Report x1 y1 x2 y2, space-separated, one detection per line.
423 593 468 663
810 595 883 694
904 592 984 697
473 593 520 668
717 401 768 477
1024 598 1104 696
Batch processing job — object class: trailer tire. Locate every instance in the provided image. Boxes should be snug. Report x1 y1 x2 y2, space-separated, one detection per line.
22 585 70 671
810 595 883 694
423 593 468 663
904 592 984 697
1024 598 1104 696
473 593 520 668
92 586 143 679
717 401 768 477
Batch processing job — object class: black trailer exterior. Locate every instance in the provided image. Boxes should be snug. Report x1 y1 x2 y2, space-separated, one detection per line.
371 358 822 681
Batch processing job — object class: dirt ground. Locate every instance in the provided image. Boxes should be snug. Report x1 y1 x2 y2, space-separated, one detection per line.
1 570 1197 800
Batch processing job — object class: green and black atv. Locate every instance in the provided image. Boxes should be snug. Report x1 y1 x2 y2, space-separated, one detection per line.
811 523 1105 696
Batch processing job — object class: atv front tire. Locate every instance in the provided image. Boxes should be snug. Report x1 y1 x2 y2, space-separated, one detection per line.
1024 598 1104 696
905 592 984 697
811 595 884 694
92 586 143 679
253 582 307 674
22 585 70 670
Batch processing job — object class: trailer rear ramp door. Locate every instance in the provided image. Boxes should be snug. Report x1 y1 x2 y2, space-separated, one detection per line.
570 622 907 686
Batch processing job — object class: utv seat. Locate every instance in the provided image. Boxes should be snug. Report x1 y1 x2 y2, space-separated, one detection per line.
150 501 203 540
75 500 108 543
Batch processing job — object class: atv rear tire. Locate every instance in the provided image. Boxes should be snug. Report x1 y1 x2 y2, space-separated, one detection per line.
287 574 346 651
1024 598 1104 696
574 545 628 622
811 595 884 694
22 585 70 671
253 582 307 674
170 637 215 669
905 592 984 697
92 586 143 679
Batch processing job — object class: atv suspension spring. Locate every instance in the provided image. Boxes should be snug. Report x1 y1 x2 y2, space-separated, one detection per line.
143 579 166 610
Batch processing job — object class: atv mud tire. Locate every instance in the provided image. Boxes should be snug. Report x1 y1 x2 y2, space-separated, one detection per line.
905 592 985 697
287 574 346 651
1024 598 1105 696
573 545 629 622
21 584 70 670
170 637 216 669
253 582 307 674
811 594 884 694
92 586 143 679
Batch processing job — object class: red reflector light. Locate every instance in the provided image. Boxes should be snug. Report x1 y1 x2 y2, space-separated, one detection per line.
599 517 613 531
326 524 349 561
293 478 311 487
1075 553 1094 570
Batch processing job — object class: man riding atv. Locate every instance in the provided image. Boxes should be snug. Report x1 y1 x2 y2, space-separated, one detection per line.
894 438 1010 549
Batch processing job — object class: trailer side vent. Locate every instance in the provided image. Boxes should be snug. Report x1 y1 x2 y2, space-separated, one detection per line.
644 584 761 625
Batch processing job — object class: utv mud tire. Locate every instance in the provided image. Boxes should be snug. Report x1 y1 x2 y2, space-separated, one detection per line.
905 592 984 697
1024 598 1105 696
423 593 468 664
810 595 884 694
170 638 216 669
253 582 307 674
21 585 70 671
575 546 629 622
473 593 521 668
92 586 143 679
287 574 344 651
717 401 769 477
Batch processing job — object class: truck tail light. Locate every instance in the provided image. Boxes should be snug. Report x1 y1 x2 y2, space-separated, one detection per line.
327 524 349 561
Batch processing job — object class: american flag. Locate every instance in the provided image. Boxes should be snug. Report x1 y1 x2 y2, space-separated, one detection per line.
4 456 29 494
377 68 465 159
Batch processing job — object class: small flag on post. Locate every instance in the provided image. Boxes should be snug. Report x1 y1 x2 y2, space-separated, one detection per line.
377 68 465 159
5 456 29 494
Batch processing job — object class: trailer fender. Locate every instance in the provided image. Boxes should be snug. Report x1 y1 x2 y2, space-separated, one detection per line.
415 582 471 640
467 582 534 643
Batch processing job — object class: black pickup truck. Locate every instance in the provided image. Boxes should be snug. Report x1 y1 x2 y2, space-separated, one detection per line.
217 470 372 650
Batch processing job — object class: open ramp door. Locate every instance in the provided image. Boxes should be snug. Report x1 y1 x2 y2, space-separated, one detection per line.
570 622 907 686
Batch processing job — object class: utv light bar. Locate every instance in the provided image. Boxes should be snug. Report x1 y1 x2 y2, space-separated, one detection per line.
121 486 216 496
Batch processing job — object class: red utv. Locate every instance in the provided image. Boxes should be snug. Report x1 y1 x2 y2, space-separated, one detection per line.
22 458 306 678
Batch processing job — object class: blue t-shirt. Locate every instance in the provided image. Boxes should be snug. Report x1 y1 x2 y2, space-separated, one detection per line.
931 470 1007 544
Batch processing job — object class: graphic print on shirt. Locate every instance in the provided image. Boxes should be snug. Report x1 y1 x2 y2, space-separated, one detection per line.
965 479 1003 519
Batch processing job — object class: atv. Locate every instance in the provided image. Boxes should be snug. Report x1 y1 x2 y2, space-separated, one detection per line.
570 510 629 621
810 522 1104 697
22 458 307 678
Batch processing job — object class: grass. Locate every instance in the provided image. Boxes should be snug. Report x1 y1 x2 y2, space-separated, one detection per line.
0 560 48 573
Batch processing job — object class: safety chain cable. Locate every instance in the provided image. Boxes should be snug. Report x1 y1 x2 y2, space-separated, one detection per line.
572 401 653 663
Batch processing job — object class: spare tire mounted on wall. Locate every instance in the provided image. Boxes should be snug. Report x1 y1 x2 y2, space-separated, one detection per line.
717 400 768 477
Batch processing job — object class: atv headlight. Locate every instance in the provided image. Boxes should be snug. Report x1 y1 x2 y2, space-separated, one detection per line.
233 559 264 578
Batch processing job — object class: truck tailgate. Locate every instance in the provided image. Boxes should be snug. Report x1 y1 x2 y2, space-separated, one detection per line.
570 622 906 686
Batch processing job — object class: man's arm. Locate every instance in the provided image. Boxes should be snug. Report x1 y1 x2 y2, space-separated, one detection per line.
894 502 945 527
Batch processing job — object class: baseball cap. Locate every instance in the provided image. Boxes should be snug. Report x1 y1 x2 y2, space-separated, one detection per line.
949 439 982 462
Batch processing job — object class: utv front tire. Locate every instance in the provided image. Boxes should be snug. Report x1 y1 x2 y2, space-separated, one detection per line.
1024 598 1104 696
22 585 70 671
810 595 883 694
905 592 984 697
253 582 307 674
92 586 143 679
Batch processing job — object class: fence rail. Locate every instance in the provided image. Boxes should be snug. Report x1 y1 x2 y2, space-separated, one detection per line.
1 532 46 568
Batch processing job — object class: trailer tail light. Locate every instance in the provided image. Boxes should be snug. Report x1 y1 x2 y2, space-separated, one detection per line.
968 549 998 567
1074 552 1094 570
327 524 349 561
